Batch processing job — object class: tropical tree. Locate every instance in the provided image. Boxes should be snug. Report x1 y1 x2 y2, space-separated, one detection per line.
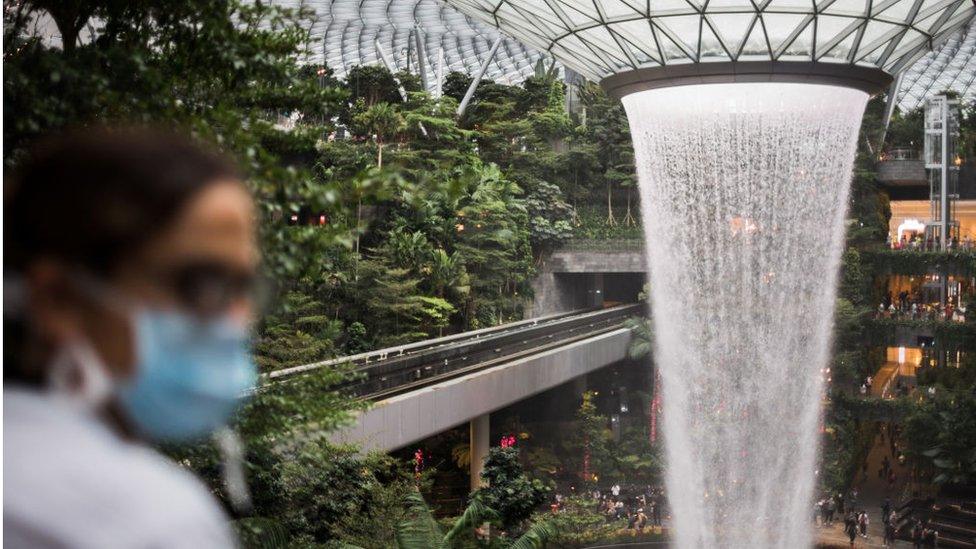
472 446 550 533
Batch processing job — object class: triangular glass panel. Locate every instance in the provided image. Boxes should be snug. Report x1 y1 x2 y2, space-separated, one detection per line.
595 0 644 19
579 23 628 54
652 22 695 62
763 0 815 12
778 17 815 59
857 19 899 53
579 25 636 66
555 34 614 71
498 3 559 38
704 0 758 11
762 13 810 53
821 0 868 16
911 0 946 24
609 26 661 63
559 2 602 26
649 0 699 15
620 0 651 16
656 14 703 57
935 2 973 33
612 19 664 61
738 16 771 59
819 26 859 61
853 32 890 64
707 13 756 55
886 28 928 61
521 2 572 31
815 15 859 56
873 0 919 23
561 0 604 21
573 33 630 69
700 19 731 59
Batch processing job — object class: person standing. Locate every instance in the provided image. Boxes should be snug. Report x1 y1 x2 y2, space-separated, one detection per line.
653 492 663 526
883 519 896 547
4 129 258 548
846 512 859 547
912 520 923 548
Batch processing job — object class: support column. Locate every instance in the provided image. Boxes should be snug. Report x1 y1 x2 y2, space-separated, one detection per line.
457 37 502 117
435 47 444 99
470 413 490 492
413 28 429 92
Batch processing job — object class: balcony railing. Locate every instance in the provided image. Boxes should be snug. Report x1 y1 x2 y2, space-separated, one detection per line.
888 238 975 251
880 147 920 161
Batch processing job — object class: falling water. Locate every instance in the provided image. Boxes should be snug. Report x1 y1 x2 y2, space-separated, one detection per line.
622 83 868 548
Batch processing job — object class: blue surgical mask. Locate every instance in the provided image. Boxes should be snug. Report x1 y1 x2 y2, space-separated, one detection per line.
117 309 257 442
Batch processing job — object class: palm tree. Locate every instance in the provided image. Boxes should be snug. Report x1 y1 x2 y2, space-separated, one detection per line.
352 103 405 254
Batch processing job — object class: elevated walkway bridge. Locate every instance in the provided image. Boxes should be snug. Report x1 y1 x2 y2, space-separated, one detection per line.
270 303 643 488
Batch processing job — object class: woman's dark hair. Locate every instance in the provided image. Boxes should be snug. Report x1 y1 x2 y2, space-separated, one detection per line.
4 127 241 383
6 126 240 276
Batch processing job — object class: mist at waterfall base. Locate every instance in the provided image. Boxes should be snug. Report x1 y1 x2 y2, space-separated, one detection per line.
622 83 868 548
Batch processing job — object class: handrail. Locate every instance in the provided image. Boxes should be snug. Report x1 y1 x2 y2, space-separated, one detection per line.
268 304 642 381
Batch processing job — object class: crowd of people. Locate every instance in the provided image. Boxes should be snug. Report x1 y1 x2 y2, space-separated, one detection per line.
888 233 975 251
815 493 902 547
875 291 967 322
551 483 667 534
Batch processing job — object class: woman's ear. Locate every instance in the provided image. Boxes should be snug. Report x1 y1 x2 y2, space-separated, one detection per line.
26 259 85 347
25 259 136 378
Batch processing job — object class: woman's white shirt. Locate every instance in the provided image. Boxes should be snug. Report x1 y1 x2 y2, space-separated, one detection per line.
4 388 236 548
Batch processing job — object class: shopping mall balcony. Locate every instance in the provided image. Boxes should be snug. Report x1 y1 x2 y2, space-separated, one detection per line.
877 148 927 199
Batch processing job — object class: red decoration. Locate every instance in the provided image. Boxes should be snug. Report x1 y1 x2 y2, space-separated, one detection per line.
413 448 425 479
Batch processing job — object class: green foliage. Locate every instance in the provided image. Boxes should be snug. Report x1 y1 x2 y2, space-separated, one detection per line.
862 249 976 277
917 352 976 391
863 318 975 351
846 169 890 248
271 442 408 541
545 497 618 547
523 178 574 253
472 447 550 532
340 489 554 549
838 249 873 307
255 292 341 373
885 106 925 150
571 206 643 240
443 498 497 544
626 317 653 360
904 392 976 485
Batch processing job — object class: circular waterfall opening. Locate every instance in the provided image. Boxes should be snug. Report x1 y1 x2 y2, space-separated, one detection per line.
621 83 869 548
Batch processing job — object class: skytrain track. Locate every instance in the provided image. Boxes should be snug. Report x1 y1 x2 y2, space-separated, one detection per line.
268 303 644 400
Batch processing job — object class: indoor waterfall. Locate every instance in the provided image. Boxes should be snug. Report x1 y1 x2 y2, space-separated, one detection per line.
622 83 869 548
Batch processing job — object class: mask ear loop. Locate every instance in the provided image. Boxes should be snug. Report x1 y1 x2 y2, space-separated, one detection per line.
48 338 115 410
214 427 252 515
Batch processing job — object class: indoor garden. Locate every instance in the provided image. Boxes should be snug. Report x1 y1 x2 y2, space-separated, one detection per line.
4 1 976 548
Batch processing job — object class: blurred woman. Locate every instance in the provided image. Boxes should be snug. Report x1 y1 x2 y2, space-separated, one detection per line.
4 128 259 548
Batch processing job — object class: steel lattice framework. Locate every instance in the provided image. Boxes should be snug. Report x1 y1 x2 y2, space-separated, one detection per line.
896 18 976 111
441 0 974 82
273 0 544 88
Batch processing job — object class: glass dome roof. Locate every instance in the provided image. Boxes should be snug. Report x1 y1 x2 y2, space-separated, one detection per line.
443 0 975 82
896 18 976 110
272 0 544 89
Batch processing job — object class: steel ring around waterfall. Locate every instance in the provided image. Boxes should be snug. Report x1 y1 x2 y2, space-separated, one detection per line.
600 61 893 100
